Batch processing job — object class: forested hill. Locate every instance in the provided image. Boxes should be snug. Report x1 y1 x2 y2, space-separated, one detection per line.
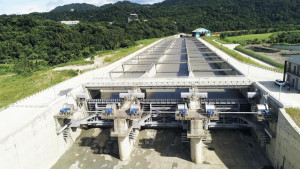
33 0 300 32
51 3 98 12
1 0 300 75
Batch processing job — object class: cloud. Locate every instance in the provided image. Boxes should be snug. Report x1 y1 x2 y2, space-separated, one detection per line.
46 0 65 10
7 4 48 15
131 0 164 4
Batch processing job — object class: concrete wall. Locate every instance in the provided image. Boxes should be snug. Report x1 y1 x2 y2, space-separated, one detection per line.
265 109 300 169
275 109 300 169
0 96 82 169
255 82 300 169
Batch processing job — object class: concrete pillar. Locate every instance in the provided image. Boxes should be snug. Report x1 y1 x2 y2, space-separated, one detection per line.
189 120 204 164
114 119 133 161
118 135 132 160
191 138 203 164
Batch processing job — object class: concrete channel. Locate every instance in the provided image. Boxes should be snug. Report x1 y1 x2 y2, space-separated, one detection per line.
1 35 299 169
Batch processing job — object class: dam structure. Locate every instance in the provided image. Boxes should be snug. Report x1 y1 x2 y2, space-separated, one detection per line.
55 37 268 163
1 36 299 169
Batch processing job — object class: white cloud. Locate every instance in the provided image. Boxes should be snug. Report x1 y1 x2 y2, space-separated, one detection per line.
131 0 164 4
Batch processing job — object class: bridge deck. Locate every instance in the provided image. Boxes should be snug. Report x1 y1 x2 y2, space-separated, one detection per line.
85 77 252 89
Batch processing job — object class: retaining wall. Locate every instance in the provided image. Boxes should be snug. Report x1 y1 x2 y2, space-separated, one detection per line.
0 96 82 169
267 109 300 169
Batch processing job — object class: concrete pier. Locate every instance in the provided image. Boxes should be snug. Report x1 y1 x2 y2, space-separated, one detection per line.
188 120 205 164
112 119 134 161
118 135 132 160
190 138 203 164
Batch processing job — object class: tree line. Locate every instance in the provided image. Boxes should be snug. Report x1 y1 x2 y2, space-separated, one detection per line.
0 16 177 74
1 0 300 74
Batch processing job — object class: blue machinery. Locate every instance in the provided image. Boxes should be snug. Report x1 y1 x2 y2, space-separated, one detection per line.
71 90 271 130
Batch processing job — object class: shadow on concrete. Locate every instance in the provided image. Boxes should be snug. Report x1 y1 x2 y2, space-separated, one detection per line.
78 128 119 159
209 129 273 169
138 129 191 161
58 88 72 96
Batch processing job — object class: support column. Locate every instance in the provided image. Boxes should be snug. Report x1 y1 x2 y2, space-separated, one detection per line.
191 138 203 164
188 120 205 164
111 119 134 161
118 135 132 160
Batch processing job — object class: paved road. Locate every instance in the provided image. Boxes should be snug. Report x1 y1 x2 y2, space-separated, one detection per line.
53 55 107 71
201 38 300 108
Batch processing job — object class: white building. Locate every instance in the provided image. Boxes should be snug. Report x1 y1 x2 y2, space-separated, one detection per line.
285 58 300 91
59 20 80 25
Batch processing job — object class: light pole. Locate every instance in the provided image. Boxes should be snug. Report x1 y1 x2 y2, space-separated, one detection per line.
48 84 56 100
279 84 282 101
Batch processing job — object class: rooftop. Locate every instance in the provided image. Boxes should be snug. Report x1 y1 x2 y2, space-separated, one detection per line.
192 28 211 33
288 57 300 65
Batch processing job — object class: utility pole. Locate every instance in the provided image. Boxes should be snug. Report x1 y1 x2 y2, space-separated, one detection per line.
279 84 282 101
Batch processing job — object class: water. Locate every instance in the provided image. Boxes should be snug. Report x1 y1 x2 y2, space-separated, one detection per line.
282 54 300 60
271 45 300 51
271 45 300 59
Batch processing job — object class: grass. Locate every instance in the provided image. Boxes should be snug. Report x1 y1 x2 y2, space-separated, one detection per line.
285 108 300 127
224 33 273 44
102 38 161 63
0 64 14 76
0 37 163 109
0 70 77 108
221 30 300 45
203 37 283 72
235 45 284 69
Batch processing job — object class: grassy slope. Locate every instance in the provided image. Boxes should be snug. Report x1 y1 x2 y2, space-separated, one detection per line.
0 70 77 108
285 108 300 127
203 37 283 72
0 37 162 109
221 30 300 44
224 33 273 44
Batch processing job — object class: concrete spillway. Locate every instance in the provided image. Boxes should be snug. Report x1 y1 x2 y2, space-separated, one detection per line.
1 35 300 169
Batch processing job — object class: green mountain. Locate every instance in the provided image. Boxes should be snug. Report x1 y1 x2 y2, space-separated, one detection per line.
33 0 300 32
51 3 98 12
1 0 300 74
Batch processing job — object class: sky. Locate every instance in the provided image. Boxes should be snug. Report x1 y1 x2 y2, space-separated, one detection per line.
0 0 164 15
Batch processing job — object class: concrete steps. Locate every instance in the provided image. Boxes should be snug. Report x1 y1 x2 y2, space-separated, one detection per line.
129 129 138 141
63 128 71 139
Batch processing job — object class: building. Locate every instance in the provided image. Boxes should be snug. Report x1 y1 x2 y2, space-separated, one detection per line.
284 58 300 91
127 14 139 23
59 20 80 25
192 28 211 37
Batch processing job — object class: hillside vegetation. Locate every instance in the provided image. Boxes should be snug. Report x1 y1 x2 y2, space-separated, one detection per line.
1 0 300 75
220 29 300 44
0 16 176 75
